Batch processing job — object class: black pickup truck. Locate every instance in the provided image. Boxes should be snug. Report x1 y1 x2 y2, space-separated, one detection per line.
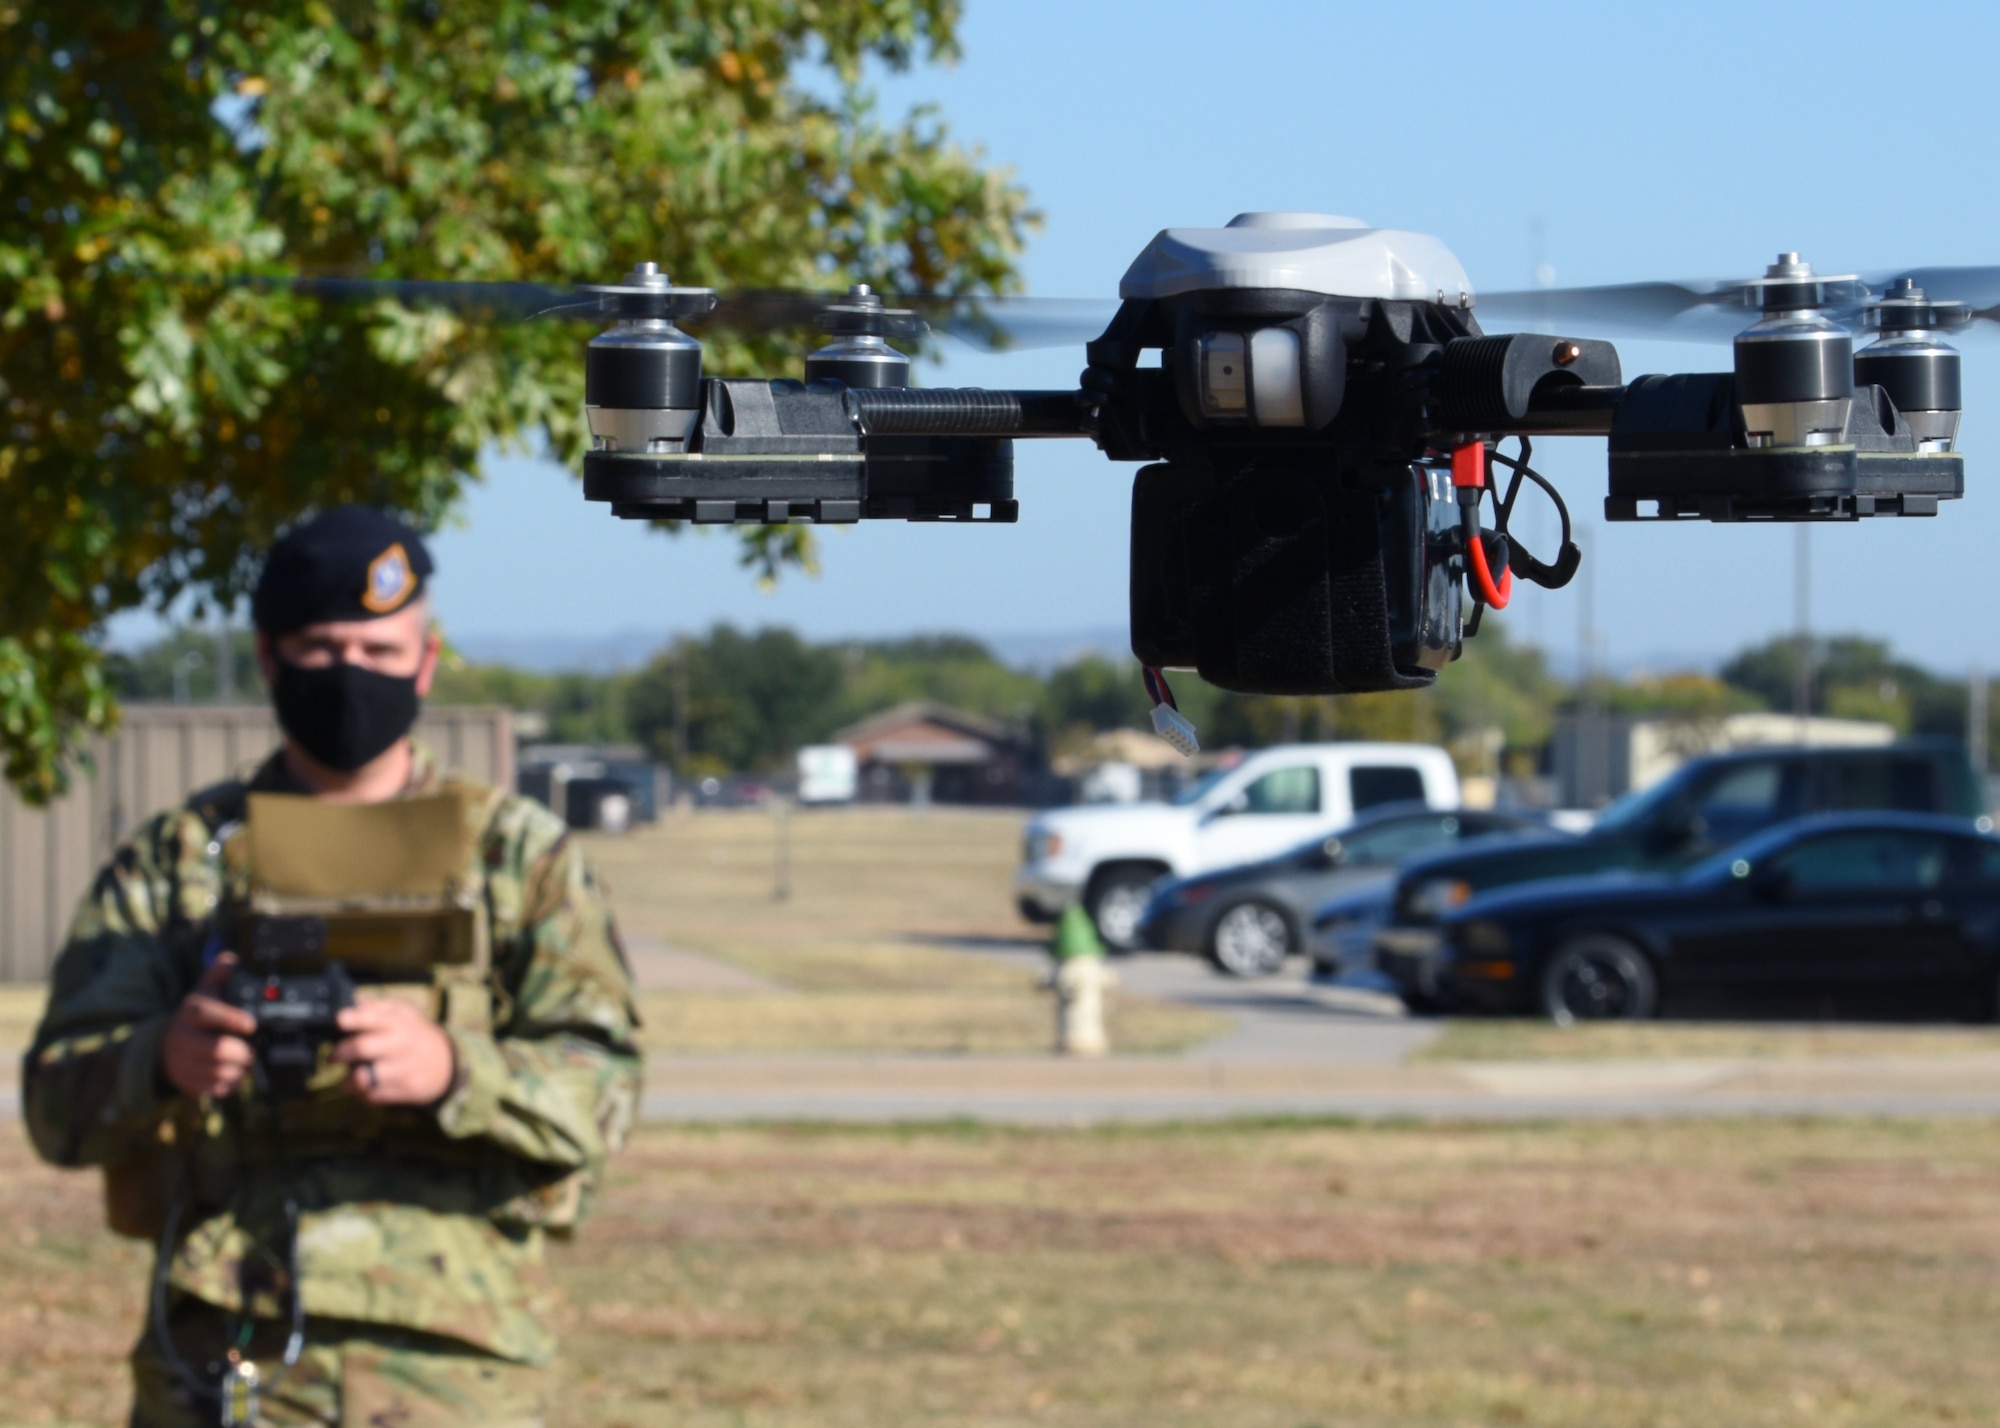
1376 742 1989 1011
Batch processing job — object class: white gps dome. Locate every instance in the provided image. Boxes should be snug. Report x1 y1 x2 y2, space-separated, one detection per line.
1120 212 1473 307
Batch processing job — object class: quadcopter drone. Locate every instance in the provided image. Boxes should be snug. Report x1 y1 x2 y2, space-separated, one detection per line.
269 212 1989 736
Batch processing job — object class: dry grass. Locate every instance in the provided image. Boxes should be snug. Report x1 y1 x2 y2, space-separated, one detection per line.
8 1118 2000 1426
588 806 1224 1056
0 807 1224 1062
1421 1019 2000 1063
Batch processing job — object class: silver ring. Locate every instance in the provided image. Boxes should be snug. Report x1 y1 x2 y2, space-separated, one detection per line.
361 1062 378 1091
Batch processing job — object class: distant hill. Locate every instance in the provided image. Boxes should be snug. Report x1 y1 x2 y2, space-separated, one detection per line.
446 624 1135 674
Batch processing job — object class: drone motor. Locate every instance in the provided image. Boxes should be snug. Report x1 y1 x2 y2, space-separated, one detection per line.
1855 278 1965 452
1734 254 1854 449
582 262 718 454
803 284 913 389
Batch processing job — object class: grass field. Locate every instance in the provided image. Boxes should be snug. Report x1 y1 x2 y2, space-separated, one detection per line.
580 806 1226 1055
0 806 1224 1060
6 1118 2000 1426
1418 1019 2000 1062
9 806 2000 1422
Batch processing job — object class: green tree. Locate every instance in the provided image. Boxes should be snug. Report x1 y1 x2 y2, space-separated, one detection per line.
105 624 258 702
1430 620 1562 752
427 659 634 745
626 624 843 774
1043 654 1151 734
1 1 1031 800
835 635 1043 726
1721 634 1964 738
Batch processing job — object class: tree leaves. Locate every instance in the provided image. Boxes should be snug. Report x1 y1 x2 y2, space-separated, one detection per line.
0 0 1030 801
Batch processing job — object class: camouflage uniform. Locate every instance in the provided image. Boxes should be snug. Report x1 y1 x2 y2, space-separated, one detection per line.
22 745 643 1425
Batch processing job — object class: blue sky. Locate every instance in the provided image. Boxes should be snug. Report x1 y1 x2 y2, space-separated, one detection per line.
259 1 2000 674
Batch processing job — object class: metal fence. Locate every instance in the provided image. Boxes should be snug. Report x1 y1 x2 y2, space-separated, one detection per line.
0 704 514 983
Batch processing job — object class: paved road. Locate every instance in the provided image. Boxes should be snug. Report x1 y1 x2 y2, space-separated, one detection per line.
924 937 1443 1068
621 941 2000 1123
635 1050 2000 1123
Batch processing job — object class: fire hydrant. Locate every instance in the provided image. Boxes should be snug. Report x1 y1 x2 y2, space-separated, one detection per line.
1050 904 1116 1057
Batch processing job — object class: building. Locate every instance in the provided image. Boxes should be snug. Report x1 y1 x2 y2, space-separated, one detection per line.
1051 726 1210 804
0 704 514 982
516 743 663 830
833 702 1030 806
1551 710 1896 807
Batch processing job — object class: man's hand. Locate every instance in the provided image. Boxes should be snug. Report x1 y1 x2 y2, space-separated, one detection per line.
161 955 258 1100
330 998 457 1107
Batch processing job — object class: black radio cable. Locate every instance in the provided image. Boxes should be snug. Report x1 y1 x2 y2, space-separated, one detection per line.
151 1078 309 1423
1488 435 1582 592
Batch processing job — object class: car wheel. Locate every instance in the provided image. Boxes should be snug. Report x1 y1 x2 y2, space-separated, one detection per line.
1208 901 1295 978
1539 935 1658 1026
1086 868 1162 951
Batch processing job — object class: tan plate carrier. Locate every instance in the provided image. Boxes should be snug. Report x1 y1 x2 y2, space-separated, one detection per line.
105 787 499 1239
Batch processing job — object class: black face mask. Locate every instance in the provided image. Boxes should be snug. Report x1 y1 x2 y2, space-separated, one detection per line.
272 660 421 773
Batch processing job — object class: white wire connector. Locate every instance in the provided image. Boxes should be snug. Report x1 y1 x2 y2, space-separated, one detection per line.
1151 702 1200 758
1142 666 1200 757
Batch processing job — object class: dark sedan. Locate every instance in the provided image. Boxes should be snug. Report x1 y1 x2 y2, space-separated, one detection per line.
1136 805 1554 977
1421 813 2000 1023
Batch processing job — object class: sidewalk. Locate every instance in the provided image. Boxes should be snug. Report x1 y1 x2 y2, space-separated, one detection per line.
634 1049 2000 1123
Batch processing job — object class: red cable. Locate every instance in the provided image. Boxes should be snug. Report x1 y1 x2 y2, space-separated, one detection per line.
1450 440 1487 489
1467 531 1512 610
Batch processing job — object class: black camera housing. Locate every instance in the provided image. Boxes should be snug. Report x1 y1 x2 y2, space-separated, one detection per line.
1093 295 1617 693
1128 458 1460 694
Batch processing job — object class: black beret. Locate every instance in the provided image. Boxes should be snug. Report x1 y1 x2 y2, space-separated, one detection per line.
251 505 435 636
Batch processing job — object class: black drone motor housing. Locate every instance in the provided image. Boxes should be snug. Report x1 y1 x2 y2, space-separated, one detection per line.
1604 372 1964 520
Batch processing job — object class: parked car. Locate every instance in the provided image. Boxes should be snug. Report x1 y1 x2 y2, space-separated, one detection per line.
1137 805 1555 976
1375 741 1988 1011
694 774 776 808
1016 742 1461 949
1421 812 2000 1024
1307 881 1399 987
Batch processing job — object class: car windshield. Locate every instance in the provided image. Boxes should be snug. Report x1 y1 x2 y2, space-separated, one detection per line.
1682 820 1818 882
1591 764 1702 833
1171 768 1235 807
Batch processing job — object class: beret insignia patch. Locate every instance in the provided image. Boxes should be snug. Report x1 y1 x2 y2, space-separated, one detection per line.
361 543 416 613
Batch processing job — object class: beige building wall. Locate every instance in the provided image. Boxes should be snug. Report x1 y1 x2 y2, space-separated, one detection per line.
0 704 513 983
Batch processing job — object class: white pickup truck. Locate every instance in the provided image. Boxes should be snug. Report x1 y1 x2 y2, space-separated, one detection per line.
1016 742 1461 948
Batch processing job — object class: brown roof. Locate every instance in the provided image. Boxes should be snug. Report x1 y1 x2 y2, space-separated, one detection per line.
833 702 1023 764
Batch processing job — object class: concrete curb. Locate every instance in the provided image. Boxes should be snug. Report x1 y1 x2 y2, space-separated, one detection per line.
10 1052 1999 1126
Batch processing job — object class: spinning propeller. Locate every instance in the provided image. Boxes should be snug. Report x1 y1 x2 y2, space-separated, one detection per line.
177 264 1117 351
162 249 2000 355
1476 261 2000 344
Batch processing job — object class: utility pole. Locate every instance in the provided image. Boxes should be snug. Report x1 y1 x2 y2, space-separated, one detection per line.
172 649 204 705
213 616 235 702
1527 216 1555 652
1970 664 1989 788
1792 525 1813 740
773 797 791 902
672 635 690 803
1577 522 1608 806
